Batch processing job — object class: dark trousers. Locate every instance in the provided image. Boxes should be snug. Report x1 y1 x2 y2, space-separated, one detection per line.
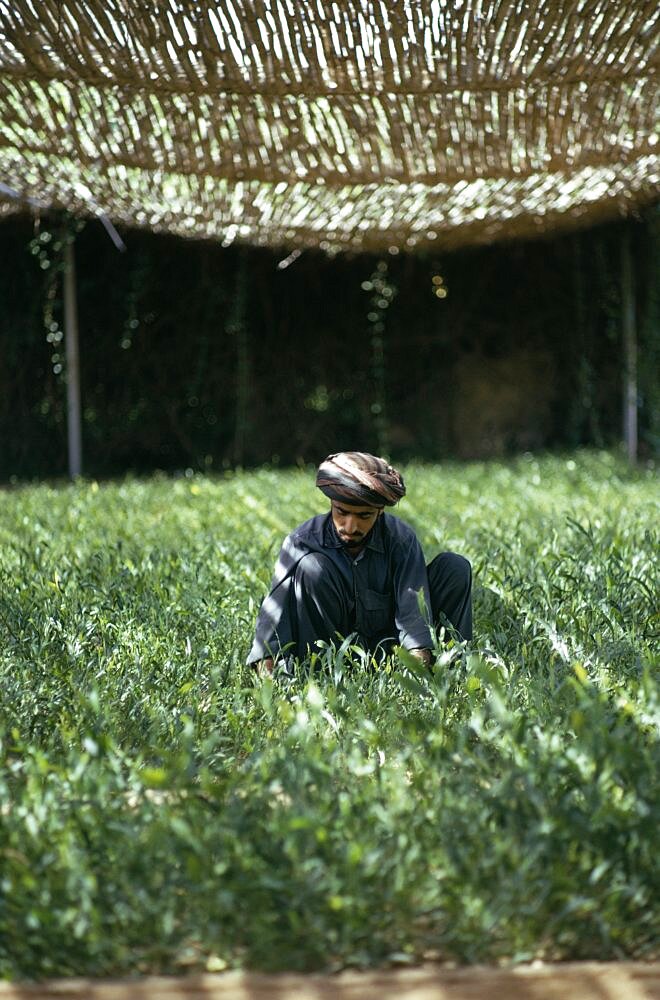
427 552 473 641
291 551 472 659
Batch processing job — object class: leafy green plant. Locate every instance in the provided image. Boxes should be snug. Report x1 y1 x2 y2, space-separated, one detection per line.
0 451 657 977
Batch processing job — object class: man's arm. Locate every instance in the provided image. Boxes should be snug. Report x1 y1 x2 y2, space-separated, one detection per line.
247 539 294 666
392 530 434 652
247 526 312 667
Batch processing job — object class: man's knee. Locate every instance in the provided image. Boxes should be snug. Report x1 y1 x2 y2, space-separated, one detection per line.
293 552 352 649
428 551 472 590
427 551 473 640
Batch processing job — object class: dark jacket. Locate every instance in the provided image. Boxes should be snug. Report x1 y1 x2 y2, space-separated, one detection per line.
247 511 433 661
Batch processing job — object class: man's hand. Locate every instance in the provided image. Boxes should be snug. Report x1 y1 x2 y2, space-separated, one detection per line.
410 648 432 665
254 657 274 676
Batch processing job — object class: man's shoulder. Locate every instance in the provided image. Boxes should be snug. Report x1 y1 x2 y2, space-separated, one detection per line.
289 512 329 546
273 513 330 577
381 512 420 543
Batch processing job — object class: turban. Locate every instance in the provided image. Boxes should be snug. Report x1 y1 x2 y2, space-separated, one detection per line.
316 452 406 507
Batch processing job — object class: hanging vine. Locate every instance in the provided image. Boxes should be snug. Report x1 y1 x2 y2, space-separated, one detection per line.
362 259 396 457
28 213 85 380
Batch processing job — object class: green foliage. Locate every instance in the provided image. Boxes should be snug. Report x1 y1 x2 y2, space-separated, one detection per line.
0 452 658 978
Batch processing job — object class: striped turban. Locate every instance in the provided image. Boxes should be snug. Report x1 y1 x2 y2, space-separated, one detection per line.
316 452 406 507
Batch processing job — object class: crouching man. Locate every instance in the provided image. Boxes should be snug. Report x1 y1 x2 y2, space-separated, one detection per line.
247 451 472 674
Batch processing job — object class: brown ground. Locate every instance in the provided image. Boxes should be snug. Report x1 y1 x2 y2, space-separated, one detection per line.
1 963 659 1000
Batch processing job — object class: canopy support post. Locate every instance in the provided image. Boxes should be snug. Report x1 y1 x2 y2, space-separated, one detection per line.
64 239 83 478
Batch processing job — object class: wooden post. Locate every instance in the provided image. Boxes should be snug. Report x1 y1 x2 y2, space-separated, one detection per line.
64 239 83 478
621 226 638 463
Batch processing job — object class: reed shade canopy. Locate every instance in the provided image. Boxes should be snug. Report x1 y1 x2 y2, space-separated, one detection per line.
0 0 659 252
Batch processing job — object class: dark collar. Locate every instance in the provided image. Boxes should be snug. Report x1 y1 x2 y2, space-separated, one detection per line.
322 511 385 553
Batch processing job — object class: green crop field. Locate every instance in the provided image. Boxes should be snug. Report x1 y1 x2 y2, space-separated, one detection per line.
0 451 658 979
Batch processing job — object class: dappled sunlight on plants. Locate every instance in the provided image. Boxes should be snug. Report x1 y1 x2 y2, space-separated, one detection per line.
0 451 657 977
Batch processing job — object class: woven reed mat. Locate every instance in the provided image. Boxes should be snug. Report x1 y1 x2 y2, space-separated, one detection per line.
0 1 658 251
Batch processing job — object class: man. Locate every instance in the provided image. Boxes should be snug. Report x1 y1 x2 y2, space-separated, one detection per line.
248 451 472 674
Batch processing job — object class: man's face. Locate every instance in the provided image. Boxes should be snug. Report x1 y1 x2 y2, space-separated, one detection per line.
330 500 382 549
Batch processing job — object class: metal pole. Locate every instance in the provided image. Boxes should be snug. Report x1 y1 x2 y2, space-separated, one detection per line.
64 239 83 478
621 225 638 464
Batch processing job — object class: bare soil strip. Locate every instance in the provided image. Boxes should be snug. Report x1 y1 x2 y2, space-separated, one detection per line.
1 962 659 1000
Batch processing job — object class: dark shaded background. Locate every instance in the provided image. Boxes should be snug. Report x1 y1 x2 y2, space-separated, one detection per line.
2 207 658 480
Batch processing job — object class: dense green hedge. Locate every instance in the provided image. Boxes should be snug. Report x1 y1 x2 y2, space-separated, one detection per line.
2 207 659 480
1 452 657 977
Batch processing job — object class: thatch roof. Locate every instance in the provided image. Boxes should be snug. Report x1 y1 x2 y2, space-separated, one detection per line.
0 1 658 252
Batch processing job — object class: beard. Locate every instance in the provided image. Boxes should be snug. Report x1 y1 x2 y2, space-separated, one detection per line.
342 536 364 548
339 528 369 549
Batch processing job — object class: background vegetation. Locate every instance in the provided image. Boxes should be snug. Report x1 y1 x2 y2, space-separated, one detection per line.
1 452 657 978
1 206 659 481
